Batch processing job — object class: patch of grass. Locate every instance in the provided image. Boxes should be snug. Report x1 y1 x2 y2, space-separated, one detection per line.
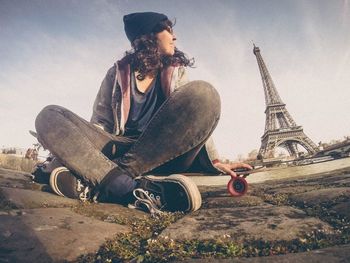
287 193 350 247
257 192 290 206
76 211 184 263
143 237 242 262
296 203 350 233
241 229 338 257
75 205 350 263
75 177 350 262
77 224 349 263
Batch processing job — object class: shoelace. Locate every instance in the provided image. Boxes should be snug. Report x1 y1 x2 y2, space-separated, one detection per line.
130 188 164 216
75 179 100 203
76 179 90 202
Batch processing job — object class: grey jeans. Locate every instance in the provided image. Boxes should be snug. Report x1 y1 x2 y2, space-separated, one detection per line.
35 80 221 192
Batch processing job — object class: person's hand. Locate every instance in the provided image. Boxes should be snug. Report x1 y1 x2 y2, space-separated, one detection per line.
213 161 253 177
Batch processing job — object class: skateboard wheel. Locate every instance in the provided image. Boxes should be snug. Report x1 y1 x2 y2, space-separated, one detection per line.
227 176 248 197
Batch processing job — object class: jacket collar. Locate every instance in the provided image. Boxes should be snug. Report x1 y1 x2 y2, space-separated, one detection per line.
116 60 175 97
115 59 176 129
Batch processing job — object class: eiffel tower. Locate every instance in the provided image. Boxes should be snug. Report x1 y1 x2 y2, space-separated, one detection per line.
253 45 319 159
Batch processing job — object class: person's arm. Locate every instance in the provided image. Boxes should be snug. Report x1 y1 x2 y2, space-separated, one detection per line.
90 65 116 133
213 161 253 177
206 138 253 176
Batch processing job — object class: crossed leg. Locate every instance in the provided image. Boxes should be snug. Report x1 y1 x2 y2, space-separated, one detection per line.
35 80 221 197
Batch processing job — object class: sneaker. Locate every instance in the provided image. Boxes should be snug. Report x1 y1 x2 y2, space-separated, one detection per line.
32 156 62 184
131 174 202 214
49 167 91 201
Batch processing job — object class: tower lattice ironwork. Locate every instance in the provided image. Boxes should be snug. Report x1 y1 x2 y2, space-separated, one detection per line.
253 45 318 159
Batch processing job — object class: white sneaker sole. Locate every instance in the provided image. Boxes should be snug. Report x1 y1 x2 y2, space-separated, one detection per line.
143 174 202 212
49 166 69 197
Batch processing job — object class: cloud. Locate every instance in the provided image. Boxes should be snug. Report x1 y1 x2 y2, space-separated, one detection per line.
1 1 349 160
0 18 127 148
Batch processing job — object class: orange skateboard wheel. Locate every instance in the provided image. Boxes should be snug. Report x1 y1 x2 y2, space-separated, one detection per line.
227 176 248 197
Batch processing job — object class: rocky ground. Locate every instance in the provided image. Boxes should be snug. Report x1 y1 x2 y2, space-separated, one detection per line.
1 158 350 262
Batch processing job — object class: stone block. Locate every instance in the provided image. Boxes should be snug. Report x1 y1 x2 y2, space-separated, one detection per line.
0 187 77 209
161 205 334 242
0 208 130 262
289 187 350 207
72 202 148 223
203 195 265 209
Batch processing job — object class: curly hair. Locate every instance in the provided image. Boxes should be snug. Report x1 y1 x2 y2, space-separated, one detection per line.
123 19 194 80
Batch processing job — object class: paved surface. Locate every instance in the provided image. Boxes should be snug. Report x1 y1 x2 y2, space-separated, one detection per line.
1 158 350 262
0 168 146 262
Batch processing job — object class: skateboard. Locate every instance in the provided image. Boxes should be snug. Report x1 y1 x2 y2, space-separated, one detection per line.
185 167 264 197
29 129 263 197
227 167 264 197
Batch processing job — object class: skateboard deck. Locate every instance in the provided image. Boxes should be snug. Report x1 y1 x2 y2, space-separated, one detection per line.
184 167 265 197
234 167 265 177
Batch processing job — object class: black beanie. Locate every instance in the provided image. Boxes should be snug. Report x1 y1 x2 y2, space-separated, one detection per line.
123 12 168 42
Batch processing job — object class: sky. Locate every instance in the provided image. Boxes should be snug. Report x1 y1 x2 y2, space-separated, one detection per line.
1 0 350 160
